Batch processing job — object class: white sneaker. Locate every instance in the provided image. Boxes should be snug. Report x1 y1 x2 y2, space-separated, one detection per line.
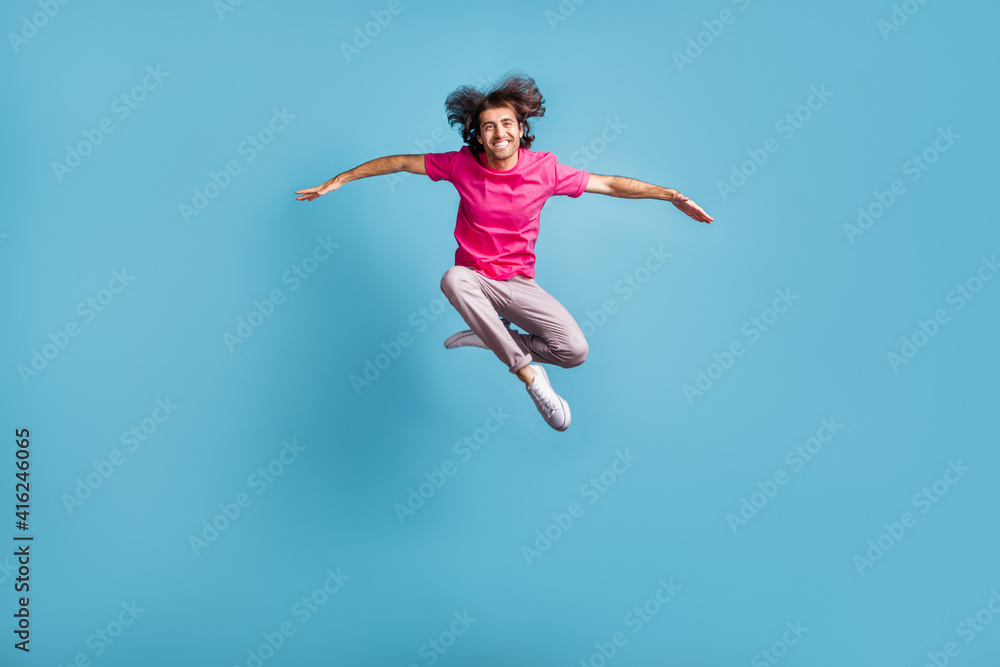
443 330 487 349
443 318 512 350
525 364 571 431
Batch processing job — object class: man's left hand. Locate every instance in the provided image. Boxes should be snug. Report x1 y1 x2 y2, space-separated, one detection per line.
672 194 713 224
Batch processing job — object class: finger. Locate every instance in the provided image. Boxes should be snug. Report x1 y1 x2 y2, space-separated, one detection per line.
688 201 710 218
687 206 708 222
683 203 703 219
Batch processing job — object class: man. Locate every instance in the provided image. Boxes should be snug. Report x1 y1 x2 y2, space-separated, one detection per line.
296 73 713 431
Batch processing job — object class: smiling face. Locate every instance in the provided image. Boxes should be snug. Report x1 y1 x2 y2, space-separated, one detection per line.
476 105 523 164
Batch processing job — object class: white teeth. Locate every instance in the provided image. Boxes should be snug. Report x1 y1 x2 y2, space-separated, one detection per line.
493 140 509 148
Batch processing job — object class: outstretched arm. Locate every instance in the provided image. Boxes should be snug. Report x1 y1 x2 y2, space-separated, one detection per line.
295 154 427 201
584 173 713 223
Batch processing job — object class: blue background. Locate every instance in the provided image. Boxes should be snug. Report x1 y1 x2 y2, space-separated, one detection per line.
2 0 998 665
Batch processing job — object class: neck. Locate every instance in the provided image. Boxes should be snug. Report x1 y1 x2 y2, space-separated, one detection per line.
483 148 519 172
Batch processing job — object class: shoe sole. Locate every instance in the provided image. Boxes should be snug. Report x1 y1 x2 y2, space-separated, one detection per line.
443 331 487 349
444 317 512 349
555 397 571 431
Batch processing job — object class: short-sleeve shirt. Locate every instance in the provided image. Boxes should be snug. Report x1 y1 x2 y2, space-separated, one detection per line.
424 145 590 281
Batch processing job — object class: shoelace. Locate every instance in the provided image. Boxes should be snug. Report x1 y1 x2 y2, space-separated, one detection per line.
528 382 558 417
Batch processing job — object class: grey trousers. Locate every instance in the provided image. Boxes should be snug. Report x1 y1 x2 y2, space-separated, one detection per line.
440 265 589 374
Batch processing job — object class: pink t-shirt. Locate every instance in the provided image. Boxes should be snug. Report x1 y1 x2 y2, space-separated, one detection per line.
424 146 590 281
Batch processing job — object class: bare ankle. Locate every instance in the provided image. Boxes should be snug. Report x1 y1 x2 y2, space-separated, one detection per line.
517 365 536 386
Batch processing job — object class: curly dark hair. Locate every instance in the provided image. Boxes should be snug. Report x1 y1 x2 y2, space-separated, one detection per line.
444 72 546 154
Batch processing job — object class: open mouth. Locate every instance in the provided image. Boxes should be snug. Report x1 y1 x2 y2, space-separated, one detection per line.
492 140 510 149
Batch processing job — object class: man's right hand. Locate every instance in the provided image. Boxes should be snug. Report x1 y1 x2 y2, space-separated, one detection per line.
295 178 341 202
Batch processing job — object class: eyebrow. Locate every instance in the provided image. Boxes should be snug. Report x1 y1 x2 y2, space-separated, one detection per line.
482 117 516 127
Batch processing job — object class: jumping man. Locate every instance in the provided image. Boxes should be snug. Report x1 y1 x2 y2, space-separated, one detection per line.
295 73 713 431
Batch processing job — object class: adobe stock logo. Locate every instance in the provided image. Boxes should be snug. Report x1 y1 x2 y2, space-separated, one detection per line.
179 107 295 224
886 254 996 373
520 449 639 566
231 568 349 667
7 0 72 54
877 0 931 40
725 417 844 534
54 600 145 663
545 0 587 31
187 439 306 556
61 397 180 514
682 288 799 404
919 587 1000 667
578 246 672 339
339 0 405 63
852 459 970 576
222 236 339 353
843 127 959 244
17 268 135 386
405 610 478 667
715 86 833 202
349 294 451 395
568 117 628 171
213 0 246 21
750 621 809 667
51 66 169 182
393 407 511 524
577 578 682 667
672 0 754 72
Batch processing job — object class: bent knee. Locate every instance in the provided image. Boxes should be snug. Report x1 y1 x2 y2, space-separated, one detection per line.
440 265 473 296
560 335 589 368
